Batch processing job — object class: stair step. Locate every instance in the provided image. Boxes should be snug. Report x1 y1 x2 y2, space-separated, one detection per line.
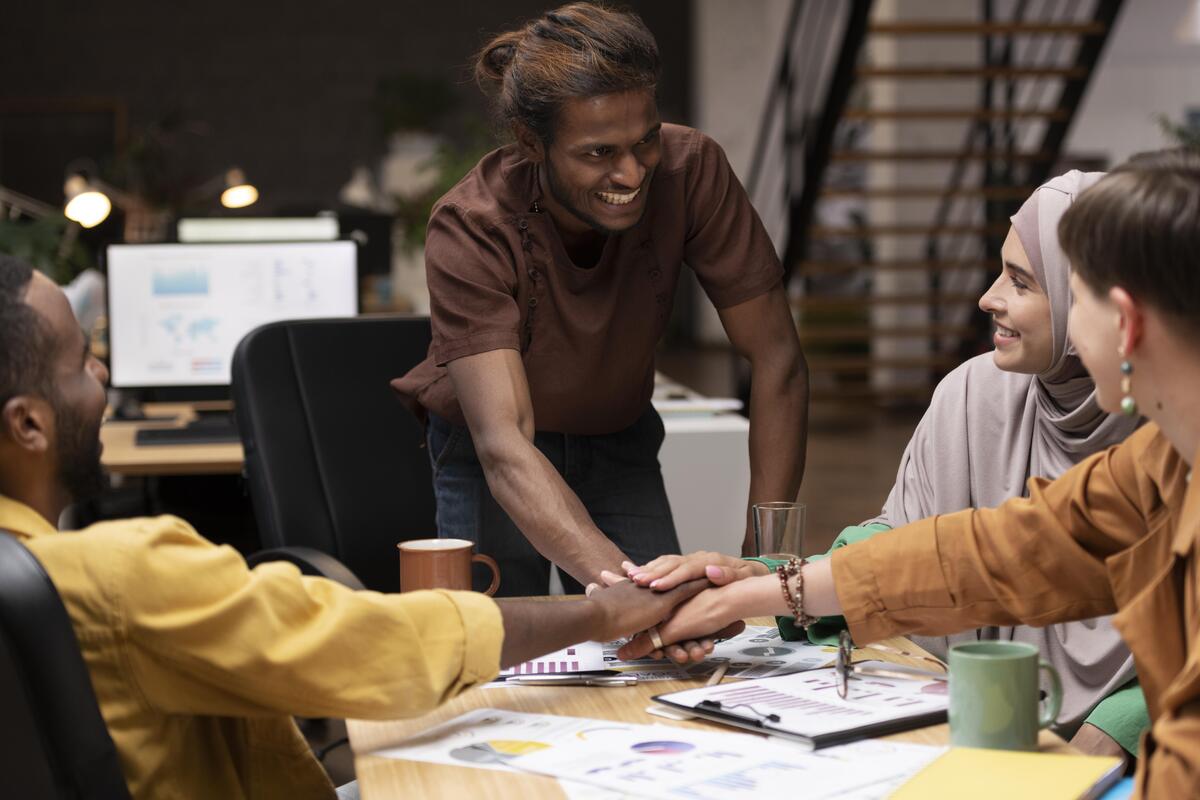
800 260 990 273
843 108 1068 121
809 222 1010 237
856 65 1089 79
799 324 975 342
808 355 962 373
820 186 1034 199
868 21 1106 36
831 149 1054 162
793 293 980 309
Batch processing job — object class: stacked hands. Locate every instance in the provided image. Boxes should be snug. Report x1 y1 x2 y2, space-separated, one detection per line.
587 552 773 664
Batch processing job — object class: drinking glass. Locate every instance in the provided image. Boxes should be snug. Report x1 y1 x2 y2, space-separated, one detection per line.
752 501 806 559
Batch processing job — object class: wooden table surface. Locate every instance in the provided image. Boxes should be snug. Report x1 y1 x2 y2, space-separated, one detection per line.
100 402 243 476
347 618 1074 798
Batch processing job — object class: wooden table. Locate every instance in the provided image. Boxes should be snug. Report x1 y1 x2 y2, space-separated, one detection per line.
100 402 243 477
347 619 1074 798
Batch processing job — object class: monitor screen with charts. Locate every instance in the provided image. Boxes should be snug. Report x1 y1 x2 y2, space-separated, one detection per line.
107 241 358 388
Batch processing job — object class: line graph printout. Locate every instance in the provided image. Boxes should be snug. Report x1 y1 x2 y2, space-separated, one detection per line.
658 662 948 738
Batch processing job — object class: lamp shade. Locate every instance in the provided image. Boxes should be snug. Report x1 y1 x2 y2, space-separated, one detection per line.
63 175 112 228
220 168 258 209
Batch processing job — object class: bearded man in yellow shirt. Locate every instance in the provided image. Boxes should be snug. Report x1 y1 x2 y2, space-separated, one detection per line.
0 254 716 799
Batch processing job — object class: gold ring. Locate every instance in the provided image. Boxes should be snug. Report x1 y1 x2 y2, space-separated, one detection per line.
648 625 665 650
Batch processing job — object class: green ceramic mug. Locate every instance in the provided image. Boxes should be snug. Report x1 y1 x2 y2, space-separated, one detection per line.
948 641 1063 751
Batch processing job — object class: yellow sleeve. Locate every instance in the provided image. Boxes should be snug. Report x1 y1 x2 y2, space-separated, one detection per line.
831 431 1152 644
107 517 502 720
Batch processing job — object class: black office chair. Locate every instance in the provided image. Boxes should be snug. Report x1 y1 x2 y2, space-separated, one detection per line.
0 532 132 799
232 315 436 593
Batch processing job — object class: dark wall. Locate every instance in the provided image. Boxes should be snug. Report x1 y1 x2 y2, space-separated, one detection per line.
0 1 691 213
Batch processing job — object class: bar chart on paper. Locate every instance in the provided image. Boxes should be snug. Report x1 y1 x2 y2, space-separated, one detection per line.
498 641 606 677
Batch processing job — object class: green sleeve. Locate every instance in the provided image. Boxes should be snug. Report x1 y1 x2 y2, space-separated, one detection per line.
1083 680 1149 756
744 522 891 644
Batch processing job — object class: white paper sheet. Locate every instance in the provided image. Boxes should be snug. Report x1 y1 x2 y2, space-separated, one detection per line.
513 722 944 799
657 662 949 740
601 625 833 682
370 708 643 772
497 640 606 678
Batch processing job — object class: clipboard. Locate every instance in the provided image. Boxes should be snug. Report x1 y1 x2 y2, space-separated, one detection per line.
651 694 947 750
650 664 948 750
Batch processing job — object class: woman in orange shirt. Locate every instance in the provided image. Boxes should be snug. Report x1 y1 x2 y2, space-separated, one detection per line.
620 149 1200 798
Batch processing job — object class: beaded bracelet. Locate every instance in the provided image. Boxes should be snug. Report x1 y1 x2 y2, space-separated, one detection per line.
776 557 818 628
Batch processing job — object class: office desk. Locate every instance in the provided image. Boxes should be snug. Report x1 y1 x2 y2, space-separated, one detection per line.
347 620 1073 798
100 403 243 477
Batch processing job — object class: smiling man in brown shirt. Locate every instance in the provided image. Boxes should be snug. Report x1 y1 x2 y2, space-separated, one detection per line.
393 3 808 597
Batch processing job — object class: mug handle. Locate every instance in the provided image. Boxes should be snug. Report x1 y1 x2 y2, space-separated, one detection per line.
472 553 501 596
1038 659 1063 730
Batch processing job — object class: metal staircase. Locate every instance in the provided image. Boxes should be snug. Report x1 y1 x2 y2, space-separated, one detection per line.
746 0 1124 404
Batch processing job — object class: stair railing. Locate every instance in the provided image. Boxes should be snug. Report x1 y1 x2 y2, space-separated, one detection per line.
746 0 876 285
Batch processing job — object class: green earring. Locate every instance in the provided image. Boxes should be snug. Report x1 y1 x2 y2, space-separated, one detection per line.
1119 360 1138 417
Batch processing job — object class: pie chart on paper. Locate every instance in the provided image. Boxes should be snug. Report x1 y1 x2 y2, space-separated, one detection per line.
630 740 695 755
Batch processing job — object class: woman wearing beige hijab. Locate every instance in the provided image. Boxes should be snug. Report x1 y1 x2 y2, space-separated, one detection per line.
620 171 1146 759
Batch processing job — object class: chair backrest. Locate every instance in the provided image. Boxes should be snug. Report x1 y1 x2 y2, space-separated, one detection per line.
232 315 436 592
0 532 132 799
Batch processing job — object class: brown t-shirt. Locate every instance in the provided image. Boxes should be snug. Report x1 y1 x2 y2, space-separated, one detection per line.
391 123 783 435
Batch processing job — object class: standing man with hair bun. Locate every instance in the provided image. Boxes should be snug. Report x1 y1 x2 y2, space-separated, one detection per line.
393 2 808 597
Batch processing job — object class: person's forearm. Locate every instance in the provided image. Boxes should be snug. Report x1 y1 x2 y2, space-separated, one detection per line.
743 351 809 550
496 598 601 667
733 559 841 618
478 433 626 585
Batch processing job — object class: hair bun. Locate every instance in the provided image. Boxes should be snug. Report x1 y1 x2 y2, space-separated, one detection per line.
480 42 517 82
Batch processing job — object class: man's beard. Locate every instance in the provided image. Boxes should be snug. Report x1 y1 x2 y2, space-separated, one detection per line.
54 399 106 503
543 157 650 237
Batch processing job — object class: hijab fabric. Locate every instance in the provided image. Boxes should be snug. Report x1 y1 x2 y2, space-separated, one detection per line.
868 171 1143 732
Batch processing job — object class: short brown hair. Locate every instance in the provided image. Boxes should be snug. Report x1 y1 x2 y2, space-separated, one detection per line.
474 2 661 144
1059 148 1200 333
0 254 54 408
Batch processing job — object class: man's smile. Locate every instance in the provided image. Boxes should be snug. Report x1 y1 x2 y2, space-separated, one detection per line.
596 186 641 206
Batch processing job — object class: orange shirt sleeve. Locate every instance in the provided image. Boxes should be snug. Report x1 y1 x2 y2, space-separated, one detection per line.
831 434 1150 644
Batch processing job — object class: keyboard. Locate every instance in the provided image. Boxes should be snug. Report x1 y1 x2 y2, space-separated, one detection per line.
135 419 240 446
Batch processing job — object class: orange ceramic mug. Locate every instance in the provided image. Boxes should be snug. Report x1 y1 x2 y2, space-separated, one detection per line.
398 538 501 595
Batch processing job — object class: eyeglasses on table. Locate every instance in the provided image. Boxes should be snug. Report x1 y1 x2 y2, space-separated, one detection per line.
835 629 948 700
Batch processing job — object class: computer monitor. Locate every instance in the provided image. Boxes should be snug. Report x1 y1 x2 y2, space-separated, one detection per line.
106 241 358 389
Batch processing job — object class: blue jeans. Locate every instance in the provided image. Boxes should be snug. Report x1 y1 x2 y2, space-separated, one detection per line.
427 406 680 597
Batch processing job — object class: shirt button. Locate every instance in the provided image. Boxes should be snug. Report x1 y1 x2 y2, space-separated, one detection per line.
518 219 529 230
528 268 540 280
528 297 538 307
650 268 661 280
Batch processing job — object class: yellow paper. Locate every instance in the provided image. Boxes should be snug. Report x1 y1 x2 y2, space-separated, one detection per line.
891 747 1123 800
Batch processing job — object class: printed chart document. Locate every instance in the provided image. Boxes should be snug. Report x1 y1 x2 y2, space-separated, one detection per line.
496 641 606 678
604 625 832 682
370 708 641 772
512 722 944 799
653 661 948 749
492 627 831 686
